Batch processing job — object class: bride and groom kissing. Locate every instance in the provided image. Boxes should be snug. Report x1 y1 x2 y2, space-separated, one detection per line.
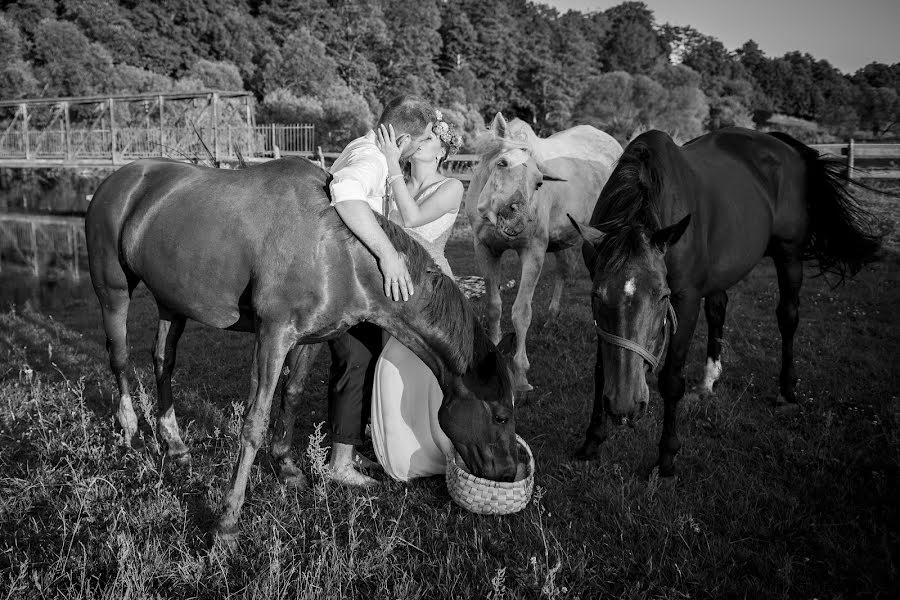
325 95 467 486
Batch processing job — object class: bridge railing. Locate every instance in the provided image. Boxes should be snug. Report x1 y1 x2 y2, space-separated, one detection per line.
0 124 316 164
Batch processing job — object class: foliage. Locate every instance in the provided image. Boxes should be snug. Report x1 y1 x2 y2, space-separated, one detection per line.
0 0 897 147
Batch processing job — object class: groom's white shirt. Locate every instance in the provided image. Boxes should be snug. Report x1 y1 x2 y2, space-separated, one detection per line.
328 130 388 216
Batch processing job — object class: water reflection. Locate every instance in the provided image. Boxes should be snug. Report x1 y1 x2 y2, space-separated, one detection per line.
0 269 94 313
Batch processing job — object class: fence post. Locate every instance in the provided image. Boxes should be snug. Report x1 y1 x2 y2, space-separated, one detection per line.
30 221 38 277
158 95 165 156
109 98 118 164
63 102 72 161
245 96 253 156
22 104 31 161
847 138 855 181
212 92 220 164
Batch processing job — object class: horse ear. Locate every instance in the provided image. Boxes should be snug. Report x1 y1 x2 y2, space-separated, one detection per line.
537 161 567 183
476 348 502 381
568 214 606 246
650 213 692 252
491 112 508 139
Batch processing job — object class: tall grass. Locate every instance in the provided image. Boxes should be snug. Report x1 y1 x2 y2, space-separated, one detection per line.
0 187 897 598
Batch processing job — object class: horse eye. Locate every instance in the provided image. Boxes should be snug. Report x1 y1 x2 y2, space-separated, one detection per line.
497 160 507 168
494 415 509 425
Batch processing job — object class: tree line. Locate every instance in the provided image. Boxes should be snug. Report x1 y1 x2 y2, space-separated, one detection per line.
1 0 898 150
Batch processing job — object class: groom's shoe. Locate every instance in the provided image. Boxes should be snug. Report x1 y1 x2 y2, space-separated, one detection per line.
326 464 380 488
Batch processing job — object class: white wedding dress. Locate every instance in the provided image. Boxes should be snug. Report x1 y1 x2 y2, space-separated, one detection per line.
371 178 459 481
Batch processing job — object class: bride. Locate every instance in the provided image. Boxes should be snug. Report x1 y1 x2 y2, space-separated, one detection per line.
371 112 465 481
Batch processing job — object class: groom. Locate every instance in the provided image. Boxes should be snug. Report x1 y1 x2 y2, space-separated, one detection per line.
326 95 436 486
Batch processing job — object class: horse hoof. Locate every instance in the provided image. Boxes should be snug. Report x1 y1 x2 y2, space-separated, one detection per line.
774 397 800 415
574 444 599 461
211 524 240 551
681 391 702 407
514 388 533 405
126 433 146 451
171 452 192 468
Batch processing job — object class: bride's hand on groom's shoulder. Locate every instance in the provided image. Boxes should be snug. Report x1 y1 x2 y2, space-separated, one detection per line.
376 124 406 172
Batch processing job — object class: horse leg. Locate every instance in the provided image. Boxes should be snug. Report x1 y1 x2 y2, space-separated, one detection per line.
94 275 140 445
773 254 803 406
216 322 294 543
543 246 575 329
510 245 547 394
699 291 728 395
271 343 322 489
475 240 503 345
657 293 702 477
152 310 190 465
575 339 610 460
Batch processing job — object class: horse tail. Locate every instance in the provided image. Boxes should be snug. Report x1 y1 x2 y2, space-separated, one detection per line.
768 132 882 282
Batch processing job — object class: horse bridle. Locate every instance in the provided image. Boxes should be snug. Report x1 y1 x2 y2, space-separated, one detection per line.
593 299 678 373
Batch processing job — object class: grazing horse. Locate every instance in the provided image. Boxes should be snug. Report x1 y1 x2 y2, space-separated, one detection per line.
85 156 518 539
466 113 622 394
569 127 880 475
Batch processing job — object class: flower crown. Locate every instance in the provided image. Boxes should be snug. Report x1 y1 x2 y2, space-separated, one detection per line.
433 110 463 155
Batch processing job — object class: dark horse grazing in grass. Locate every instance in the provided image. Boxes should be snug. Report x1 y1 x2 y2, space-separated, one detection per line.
85 156 517 539
569 127 880 475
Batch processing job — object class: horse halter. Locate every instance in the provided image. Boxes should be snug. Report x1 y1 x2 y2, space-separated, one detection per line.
593 299 678 373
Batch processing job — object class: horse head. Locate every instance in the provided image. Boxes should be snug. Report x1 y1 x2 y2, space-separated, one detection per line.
569 214 691 423
474 113 566 239
437 333 518 481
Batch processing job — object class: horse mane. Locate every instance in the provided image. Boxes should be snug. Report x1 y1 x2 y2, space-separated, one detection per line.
314 174 501 377
472 118 538 178
378 215 505 375
591 139 666 272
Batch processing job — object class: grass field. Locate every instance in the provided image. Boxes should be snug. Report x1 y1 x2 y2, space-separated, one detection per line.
1 190 898 598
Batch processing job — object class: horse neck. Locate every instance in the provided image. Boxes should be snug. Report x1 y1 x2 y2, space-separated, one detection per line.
371 274 473 389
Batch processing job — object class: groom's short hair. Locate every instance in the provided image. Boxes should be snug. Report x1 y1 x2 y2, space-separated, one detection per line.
378 96 435 138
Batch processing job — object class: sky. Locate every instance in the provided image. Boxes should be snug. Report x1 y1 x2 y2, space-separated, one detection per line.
540 0 900 74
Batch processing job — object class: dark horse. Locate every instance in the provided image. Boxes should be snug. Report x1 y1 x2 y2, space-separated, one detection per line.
569 127 880 475
85 156 517 539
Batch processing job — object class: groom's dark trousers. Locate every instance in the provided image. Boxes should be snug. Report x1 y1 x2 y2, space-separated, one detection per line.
327 322 384 445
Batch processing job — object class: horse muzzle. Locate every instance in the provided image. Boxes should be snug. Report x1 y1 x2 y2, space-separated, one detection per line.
496 214 529 239
457 443 517 482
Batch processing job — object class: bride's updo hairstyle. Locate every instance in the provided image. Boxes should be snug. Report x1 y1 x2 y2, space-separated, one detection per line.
378 95 436 140
433 110 463 168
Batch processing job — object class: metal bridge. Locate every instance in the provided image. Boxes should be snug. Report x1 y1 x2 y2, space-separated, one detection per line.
0 91 314 168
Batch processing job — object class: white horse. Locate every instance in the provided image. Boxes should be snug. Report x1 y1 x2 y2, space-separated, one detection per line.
466 113 622 394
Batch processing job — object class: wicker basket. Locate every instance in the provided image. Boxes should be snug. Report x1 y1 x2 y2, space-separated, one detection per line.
445 435 535 515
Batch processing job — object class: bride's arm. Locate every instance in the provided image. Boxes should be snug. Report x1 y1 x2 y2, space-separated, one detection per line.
377 124 464 228
388 177 463 228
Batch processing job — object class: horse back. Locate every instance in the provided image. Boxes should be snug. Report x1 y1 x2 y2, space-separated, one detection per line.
86 157 338 328
674 128 809 290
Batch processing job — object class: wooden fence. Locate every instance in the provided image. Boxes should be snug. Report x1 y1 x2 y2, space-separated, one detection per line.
808 142 900 179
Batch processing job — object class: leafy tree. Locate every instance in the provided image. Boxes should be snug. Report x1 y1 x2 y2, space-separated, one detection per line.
598 2 668 75
188 59 244 91
31 18 114 96
259 28 340 99
378 0 443 101
3 0 58 46
59 0 141 67
0 13 38 98
109 64 174 94
260 88 325 124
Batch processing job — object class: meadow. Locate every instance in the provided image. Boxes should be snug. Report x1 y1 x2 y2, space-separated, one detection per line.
0 189 898 599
